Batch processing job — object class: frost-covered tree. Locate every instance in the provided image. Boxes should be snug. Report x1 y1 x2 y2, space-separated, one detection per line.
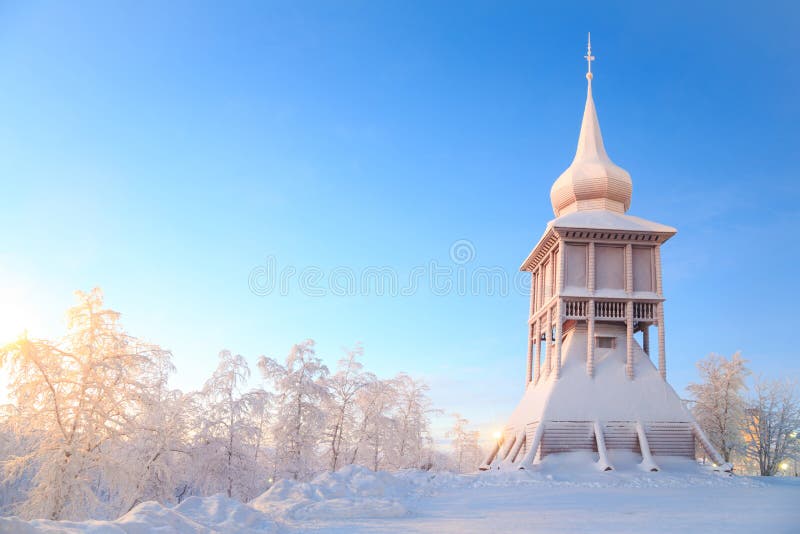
0 289 446 518
742 378 800 476
249 387 274 467
193 350 262 499
0 405 34 516
687 352 750 463
113 352 188 513
246 387 274 494
351 378 397 471
446 414 483 473
0 288 172 520
390 373 435 469
324 344 374 471
258 340 329 481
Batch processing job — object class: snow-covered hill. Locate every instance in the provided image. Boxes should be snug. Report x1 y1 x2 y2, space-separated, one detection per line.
1 455 798 533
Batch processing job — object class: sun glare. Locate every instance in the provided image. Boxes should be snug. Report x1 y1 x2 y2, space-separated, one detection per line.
0 274 53 347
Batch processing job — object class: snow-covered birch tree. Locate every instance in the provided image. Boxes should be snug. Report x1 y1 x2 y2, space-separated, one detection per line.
742 378 800 476
687 352 750 463
258 340 329 481
0 288 173 520
324 344 374 471
193 350 261 499
351 378 397 471
246 387 274 494
390 373 435 469
113 350 188 513
446 413 483 473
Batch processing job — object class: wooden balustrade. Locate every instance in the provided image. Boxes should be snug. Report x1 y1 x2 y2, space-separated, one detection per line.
633 302 655 321
564 299 587 319
555 299 658 322
595 300 626 319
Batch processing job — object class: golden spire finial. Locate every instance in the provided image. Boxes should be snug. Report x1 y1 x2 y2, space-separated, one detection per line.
585 32 595 81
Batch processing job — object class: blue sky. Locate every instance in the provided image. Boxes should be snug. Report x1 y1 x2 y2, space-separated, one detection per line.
1 1 798 440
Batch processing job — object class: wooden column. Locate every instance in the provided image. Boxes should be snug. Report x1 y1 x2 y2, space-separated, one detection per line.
544 307 553 378
539 264 546 309
526 272 536 387
624 243 633 294
587 241 596 379
554 301 563 379
654 246 663 296
626 300 634 379
642 324 650 356
554 245 565 379
587 299 595 377
657 303 666 380
625 243 635 380
654 246 666 380
534 319 542 384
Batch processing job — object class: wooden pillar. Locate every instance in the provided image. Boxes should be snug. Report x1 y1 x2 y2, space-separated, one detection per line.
624 243 633 294
657 303 666 380
534 319 542 384
654 246 663 296
587 299 595 377
642 324 650 356
544 307 553 378
539 264 546 309
654 246 666 380
554 245 565 379
626 300 634 379
554 301 563 379
526 272 535 387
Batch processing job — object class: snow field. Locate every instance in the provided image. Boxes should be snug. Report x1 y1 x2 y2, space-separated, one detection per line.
1 458 797 533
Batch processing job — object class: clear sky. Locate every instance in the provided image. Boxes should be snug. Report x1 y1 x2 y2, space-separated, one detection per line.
1 1 798 442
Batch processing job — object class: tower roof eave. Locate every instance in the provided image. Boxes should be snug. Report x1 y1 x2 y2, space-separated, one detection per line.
519 210 677 271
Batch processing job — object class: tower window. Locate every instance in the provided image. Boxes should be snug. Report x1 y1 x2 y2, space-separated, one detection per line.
596 336 616 349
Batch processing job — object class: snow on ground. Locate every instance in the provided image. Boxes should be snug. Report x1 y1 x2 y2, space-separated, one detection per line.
250 465 412 521
1 456 799 533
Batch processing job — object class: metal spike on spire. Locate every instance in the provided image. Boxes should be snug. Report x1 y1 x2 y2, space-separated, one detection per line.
584 32 595 80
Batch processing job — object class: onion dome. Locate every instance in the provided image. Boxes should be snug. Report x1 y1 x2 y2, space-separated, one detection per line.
549 37 632 217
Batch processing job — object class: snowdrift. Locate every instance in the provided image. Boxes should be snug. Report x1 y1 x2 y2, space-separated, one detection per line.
0 459 767 533
250 464 412 520
0 464 409 533
0 495 279 534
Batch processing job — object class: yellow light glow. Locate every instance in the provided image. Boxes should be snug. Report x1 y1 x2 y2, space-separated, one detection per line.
780 462 789 471
0 276 45 346
492 431 502 440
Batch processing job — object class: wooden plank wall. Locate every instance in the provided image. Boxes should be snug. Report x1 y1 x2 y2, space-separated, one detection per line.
540 421 596 457
644 422 695 458
517 420 695 461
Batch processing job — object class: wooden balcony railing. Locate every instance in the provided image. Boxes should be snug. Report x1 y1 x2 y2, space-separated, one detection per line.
559 299 658 322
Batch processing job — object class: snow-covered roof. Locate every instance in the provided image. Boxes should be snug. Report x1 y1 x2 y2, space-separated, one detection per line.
520 210 676 271
550 210 677 234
